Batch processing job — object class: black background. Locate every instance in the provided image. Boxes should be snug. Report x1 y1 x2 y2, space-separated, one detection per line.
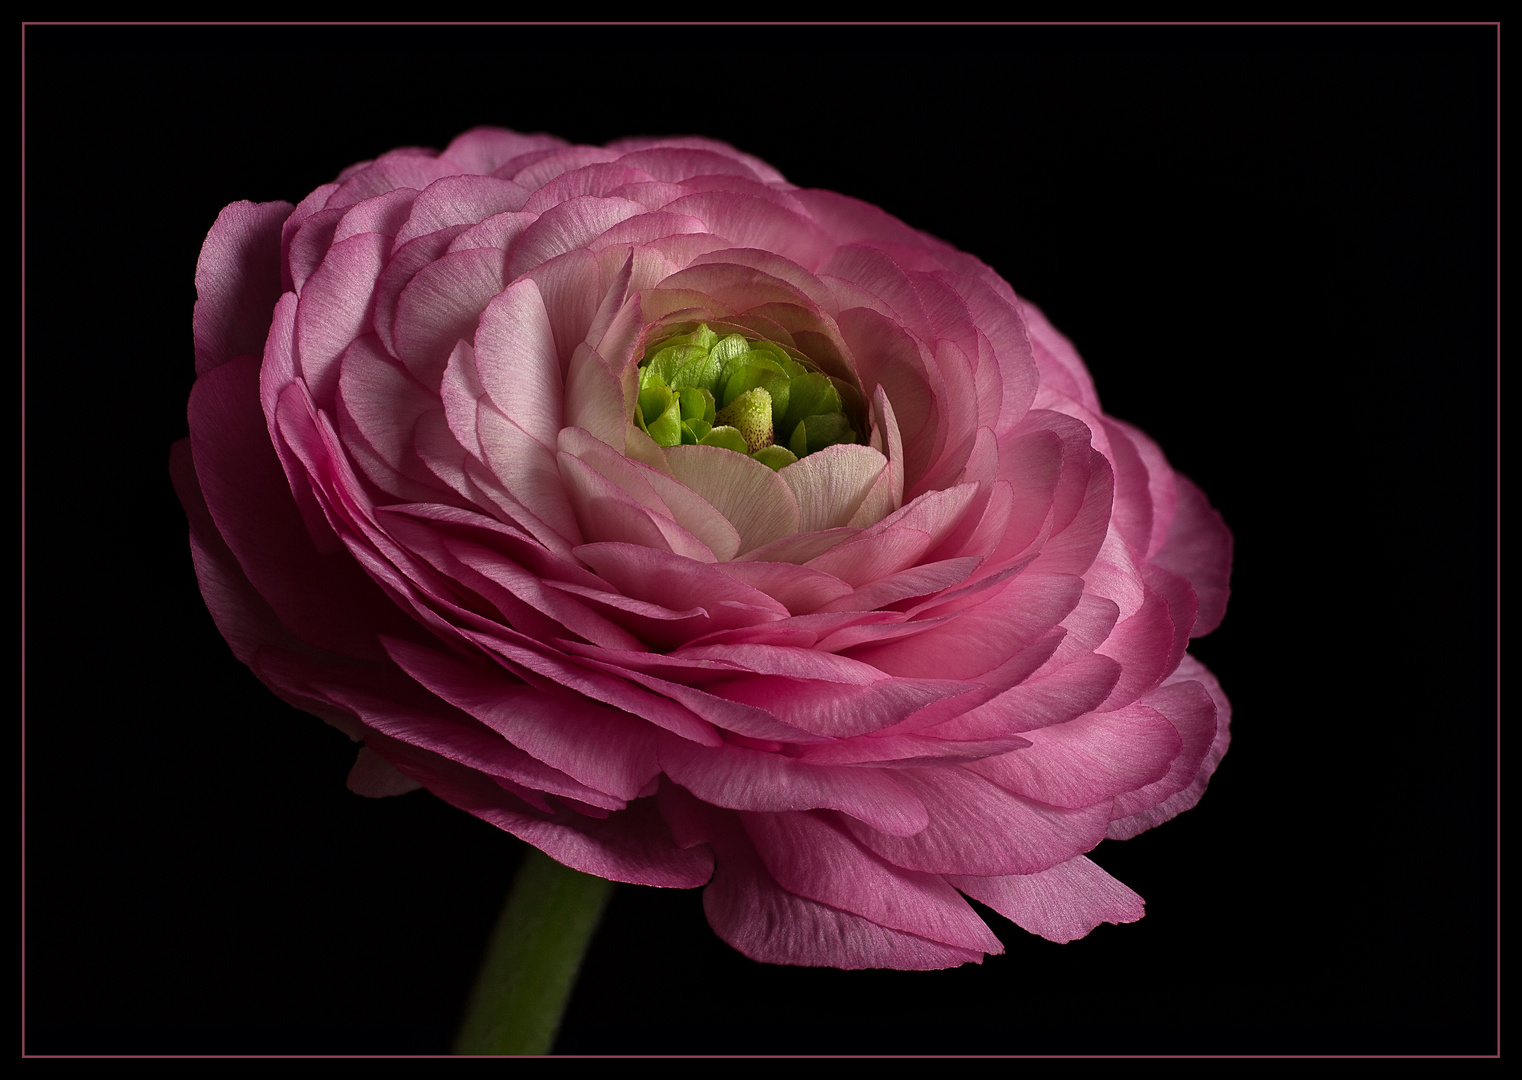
23 24 1497 1056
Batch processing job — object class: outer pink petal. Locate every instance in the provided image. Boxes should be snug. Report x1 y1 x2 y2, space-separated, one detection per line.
188 354 411 660
393 246 509 386
1152 475 1234 636
745 811 1003 954
439 128 568 175
848 571 1084 681
659 738 930 835
193 199 292 374
503 195 647 281
372 730 713 887
967 702 1183 809
393 173 532 247
294 232 389 408
1106 655 1231 839
846 767 1111 877
661 795 982 970
382 636 659 801
1021 299 1101 415
950 854 1145 944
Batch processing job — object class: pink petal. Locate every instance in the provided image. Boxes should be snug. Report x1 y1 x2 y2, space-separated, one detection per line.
393 245 509 386
294 232 389 408
711 559 853 615
370 224 470 357
563 344 628 450
462 625 722 747
745 812 1003 953
611 144 775 184
187 354 410 661
1152 475 1234 636
676 801 983 970
382 637 658 801
321 681 628 811
468 396 584 545
846 766 1111 877
558 428 734 561
377 734 712 887
503 195 647 281
193 199 292 374
328 148 459 208
1106 656 1230 839
557 451 716 562
337 333 456 503
950 854 1144 944
393 173 533 247
278 182 340 294
710 674 973 739
574 542 788 619
659 739 930 835
816 557 981 615
470 277 564 448
848 571 1084 681
519 162 655 213
333 186 418 245
1021 298 1101 415
664 444 803 556
779 443 889 534
836 305 940 491
967 702 1183 808
922 652 1122 740
346 745 424 797
523 247 605 366
1095 581 1180 710
506 145 621 190
439 127 569 176
284 206 344 296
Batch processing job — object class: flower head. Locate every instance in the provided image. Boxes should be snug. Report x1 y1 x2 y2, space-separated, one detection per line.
174 127 1232 969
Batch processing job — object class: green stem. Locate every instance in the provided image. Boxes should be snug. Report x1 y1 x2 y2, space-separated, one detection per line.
452 848 615 1055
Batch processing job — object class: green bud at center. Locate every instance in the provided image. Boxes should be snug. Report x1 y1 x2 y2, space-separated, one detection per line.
633 324 860 471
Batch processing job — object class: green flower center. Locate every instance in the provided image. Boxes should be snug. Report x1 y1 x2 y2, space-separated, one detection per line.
633 324 859 471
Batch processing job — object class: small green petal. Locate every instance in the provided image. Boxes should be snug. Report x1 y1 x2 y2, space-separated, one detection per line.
670 353 721 393
710 333 751 364
677 385 715 423
751 444 798 471
683 417 712 442
779 372 842 437
788 419 809 458
798 411 856 454
699 425 749 454
746 340 797 372
638 362 667 393
638 384 672 426
647 397 684 447
718 355 786 407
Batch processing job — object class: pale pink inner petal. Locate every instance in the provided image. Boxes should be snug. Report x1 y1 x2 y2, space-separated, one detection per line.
664 445 803 557
778 444 888 534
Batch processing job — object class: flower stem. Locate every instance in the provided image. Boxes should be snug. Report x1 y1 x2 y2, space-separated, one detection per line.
452 848 615 1055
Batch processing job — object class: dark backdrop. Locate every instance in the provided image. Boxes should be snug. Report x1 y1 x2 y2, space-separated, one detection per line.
23 23 1497 1056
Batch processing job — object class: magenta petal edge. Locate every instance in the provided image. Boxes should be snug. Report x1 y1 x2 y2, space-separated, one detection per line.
176 127 1233 970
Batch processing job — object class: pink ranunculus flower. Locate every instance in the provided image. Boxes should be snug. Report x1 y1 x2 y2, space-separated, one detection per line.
173 128 1232 969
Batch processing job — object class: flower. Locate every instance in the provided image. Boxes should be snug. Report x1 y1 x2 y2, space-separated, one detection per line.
173 127 1232 970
